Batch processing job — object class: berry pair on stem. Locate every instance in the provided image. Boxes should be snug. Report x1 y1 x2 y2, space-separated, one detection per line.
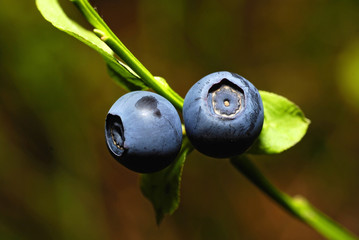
105 71 264 173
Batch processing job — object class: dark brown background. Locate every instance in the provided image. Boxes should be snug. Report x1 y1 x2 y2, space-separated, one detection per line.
1 0 359 239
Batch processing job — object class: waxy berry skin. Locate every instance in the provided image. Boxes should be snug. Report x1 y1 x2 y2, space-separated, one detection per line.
105 91 182 173
183 71 264 158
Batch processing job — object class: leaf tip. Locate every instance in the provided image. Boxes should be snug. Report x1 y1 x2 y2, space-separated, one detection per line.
155 211 165 225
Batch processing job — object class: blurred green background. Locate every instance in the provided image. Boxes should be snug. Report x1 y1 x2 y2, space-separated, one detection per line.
1 0 359 239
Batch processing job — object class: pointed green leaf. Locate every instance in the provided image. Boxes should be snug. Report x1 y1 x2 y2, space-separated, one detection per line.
140 137 193 224
248 91 310 155
36 0 146 91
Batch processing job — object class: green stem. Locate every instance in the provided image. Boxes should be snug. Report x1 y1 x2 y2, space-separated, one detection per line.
71 0 184 110
230 156 358 240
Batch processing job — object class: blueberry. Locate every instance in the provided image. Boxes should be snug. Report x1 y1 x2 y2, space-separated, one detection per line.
183 71 264 158
105 91 183 173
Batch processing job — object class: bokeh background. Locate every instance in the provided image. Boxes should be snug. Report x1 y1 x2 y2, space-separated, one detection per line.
1 0 359 239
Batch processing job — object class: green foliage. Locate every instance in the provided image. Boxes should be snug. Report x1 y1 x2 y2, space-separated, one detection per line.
140 137 193 224
249 91 310 155
36 0 147 91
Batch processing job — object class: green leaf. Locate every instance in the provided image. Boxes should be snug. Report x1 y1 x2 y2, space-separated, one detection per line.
248 91 310 155
35 0 147 91
140 137 193 224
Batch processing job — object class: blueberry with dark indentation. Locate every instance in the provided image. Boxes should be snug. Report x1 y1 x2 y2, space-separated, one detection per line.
105 91 183 173
183 71 264 158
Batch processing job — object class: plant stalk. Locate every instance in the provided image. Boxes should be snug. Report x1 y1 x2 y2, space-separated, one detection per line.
71 0 184 110
230 156 358 240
